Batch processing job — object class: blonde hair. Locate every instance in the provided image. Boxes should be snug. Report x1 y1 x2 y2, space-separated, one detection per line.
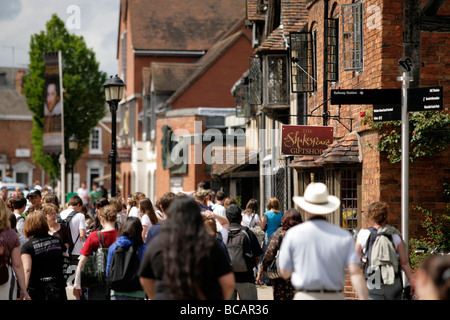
267 197 281 213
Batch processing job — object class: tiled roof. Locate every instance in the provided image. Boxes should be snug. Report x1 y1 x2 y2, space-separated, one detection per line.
161 30 252 108
246 0 266 21
211 147 258 176
256 0 308 53
125 0 246 51
289 132 362 169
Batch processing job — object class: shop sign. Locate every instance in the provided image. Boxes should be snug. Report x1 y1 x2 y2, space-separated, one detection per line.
281 125 333 156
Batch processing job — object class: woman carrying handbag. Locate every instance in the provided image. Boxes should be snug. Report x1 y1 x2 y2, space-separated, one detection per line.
256 208 302 300
73 204 118 300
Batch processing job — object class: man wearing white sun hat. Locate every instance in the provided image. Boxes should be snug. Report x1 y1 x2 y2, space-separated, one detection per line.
278 182 368 300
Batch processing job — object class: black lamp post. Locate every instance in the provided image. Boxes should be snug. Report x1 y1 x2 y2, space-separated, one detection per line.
103 75 125 197
69 134 78 193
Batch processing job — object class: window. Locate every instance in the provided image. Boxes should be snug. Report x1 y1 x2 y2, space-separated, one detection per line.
249 56 262 105
89 127 102 155
234 80 253 118
342 3 363 71
290 32 316 93
341 169 359 234
326 18 339 81
265 54 289 105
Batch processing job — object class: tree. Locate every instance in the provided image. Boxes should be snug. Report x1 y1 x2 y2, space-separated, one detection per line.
23 14 107 180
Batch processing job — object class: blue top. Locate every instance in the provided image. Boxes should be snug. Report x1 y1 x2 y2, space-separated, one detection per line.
264 210 283 236
106 236 147 298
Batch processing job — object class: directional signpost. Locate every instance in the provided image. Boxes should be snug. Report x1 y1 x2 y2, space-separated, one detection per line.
407 86 443 112
330 57 445 290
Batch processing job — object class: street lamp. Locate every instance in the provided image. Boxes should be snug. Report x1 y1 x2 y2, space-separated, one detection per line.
103 75 125 197
69 134 78 193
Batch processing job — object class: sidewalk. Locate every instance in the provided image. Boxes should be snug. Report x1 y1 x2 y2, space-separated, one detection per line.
66 285 274 300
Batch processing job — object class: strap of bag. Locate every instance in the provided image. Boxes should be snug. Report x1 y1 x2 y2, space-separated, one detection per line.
97 231 106 249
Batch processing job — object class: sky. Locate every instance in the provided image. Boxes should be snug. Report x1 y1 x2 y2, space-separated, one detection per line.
0 0 120 76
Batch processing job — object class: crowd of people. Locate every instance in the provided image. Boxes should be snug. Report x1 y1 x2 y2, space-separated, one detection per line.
0 181 449 301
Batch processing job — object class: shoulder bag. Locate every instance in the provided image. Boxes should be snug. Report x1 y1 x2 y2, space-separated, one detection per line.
265 233 283 280
80 231 109 288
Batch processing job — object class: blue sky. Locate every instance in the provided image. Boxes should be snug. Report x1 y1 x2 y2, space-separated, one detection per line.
0 0 120 76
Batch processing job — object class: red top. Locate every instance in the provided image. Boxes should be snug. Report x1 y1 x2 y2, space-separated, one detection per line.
80 229 118 256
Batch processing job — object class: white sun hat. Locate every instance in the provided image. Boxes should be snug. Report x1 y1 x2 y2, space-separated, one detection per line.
293 182 340 215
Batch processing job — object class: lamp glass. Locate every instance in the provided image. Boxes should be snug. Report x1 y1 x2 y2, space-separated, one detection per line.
104 85 111 102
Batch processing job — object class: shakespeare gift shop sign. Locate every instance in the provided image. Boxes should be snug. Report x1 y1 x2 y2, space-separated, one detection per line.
281 125 333 156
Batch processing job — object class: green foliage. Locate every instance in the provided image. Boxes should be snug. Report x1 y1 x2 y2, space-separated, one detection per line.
361 109 450 163
408 206 450 270
23 14 107 179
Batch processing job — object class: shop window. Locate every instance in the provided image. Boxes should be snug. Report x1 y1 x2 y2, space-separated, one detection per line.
341 169 359 235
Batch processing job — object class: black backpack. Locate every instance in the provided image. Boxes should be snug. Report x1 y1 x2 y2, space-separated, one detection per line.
108 245 142 292
57 210 78 254
362 227 398 280
226 228 253 273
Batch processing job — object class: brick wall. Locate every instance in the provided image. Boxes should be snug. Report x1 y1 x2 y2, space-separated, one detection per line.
155 115 210 199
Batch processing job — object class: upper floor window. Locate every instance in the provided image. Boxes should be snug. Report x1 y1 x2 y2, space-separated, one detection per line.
265 54 289 105
89 127 103 155
342 3 363 71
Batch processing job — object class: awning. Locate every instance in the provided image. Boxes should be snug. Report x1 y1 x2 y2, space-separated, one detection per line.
288 132 362 170
211 147 258 177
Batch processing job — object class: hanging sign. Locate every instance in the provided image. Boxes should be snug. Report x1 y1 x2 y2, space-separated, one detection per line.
281 125 333 156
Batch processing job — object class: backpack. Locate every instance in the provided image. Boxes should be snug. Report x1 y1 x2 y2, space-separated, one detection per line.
108 245 142 292
226 228 253 273
57 210 78 255
362 227 398 280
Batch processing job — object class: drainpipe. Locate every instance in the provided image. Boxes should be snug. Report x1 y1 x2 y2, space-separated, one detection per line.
323 0 329 126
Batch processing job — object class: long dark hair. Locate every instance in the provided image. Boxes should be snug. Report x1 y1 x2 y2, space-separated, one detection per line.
160 197 214 299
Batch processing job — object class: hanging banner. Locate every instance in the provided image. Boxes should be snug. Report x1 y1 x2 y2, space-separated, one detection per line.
281 125 333 156
43 51 63 155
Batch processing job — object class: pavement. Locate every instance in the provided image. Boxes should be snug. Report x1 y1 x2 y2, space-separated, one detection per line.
66 285 274 300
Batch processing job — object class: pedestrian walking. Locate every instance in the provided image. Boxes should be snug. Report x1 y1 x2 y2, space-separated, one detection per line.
106 217 146 300
226 204 262 300
127 192 145 220
42 203 72 254
144 192 175 244
355 201 414 300
21 212 67 300
139 198 158 242
256 208 303 300
278 182 368 300
73 204 117 300
259 197 283 285
59 195 86 259
138 197 235 300
0 198 29 300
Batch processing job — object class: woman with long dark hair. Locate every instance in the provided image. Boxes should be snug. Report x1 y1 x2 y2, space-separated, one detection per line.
139 198 158 242
138 197 234 300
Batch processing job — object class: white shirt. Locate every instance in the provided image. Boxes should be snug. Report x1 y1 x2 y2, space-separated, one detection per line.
279 218 359 291
128 206 141 220
356 228 402 253
60 208 86 256
141 214 152 228
213 203 226 217
76 187 90 205
241 213 260 227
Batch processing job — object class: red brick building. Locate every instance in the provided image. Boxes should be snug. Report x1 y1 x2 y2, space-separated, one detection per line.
232 0 450 298
116 0 253 201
